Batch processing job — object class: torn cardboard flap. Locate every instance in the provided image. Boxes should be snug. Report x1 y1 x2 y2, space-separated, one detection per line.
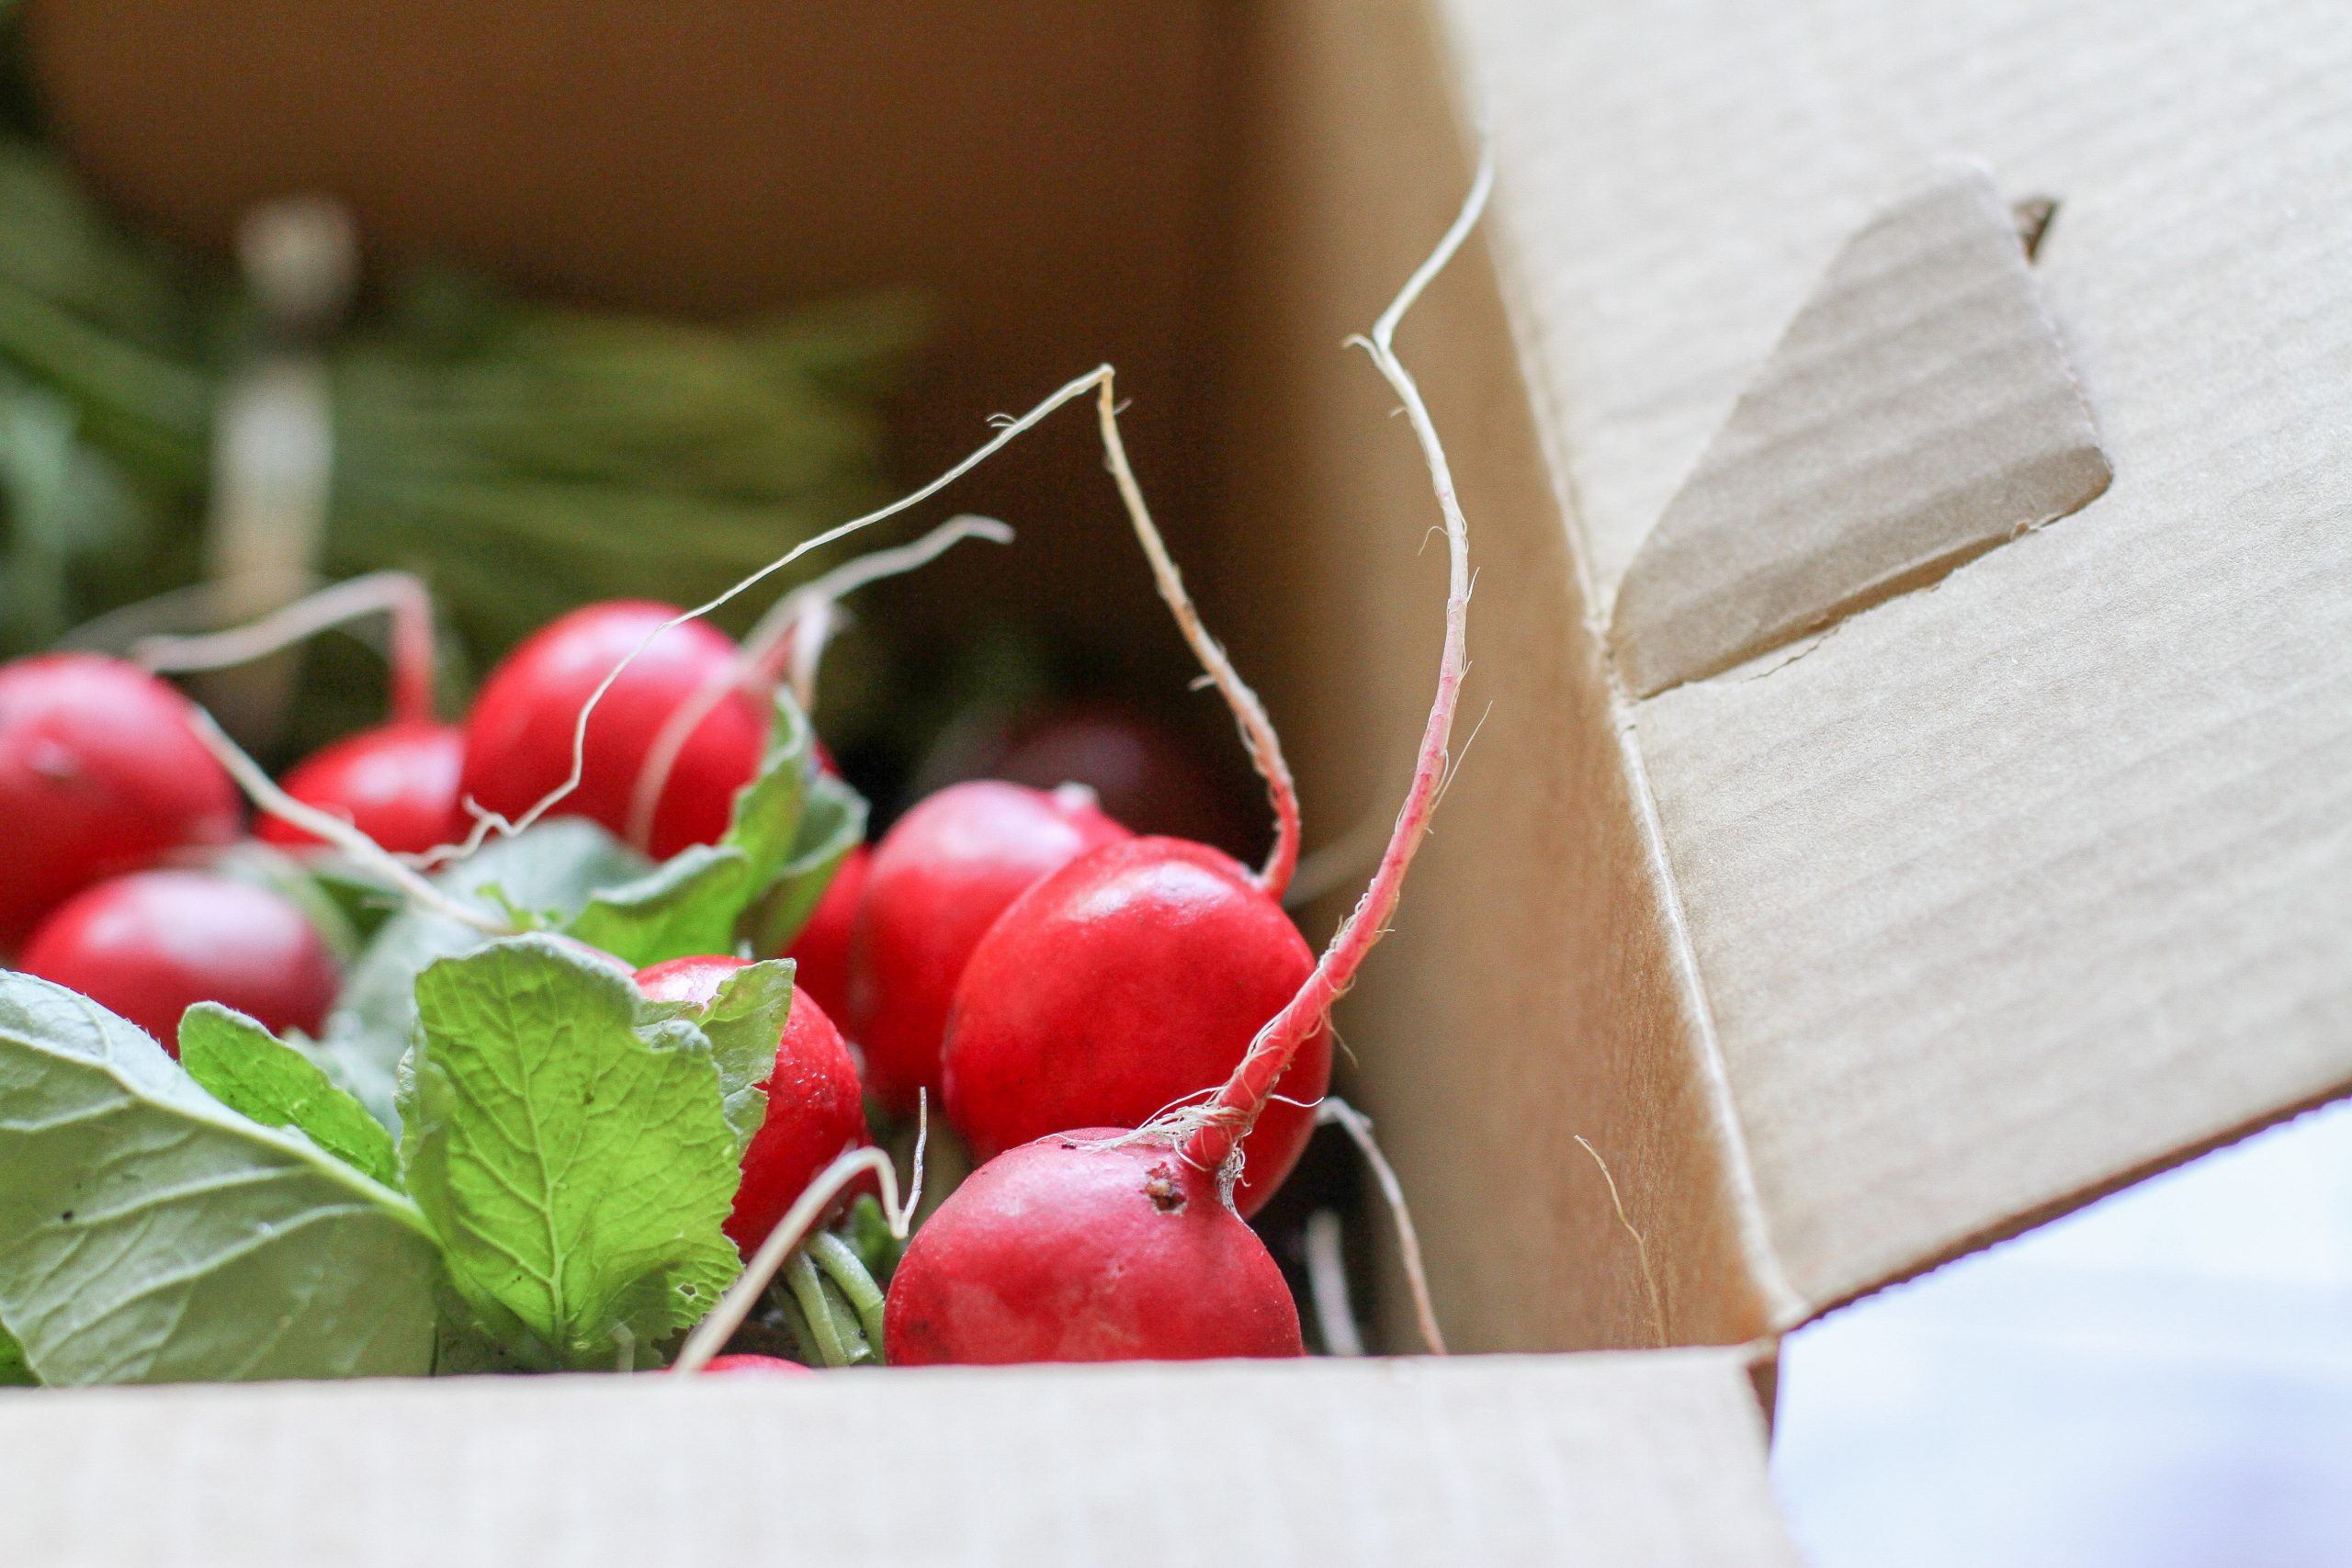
0 1352 1799 1568
1609 161 2111 698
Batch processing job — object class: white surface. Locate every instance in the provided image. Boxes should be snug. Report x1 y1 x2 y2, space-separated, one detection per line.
1775 1099 2352 1567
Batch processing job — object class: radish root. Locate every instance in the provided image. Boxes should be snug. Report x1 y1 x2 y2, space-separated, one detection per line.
1093 382 1302 896
1161 155 1493 1178
1303 1210 1364 1357
1576 1134 1668 1349
185 707 513 935
130 570 439 727
1318 1097 1447 1355
431 369 1115 868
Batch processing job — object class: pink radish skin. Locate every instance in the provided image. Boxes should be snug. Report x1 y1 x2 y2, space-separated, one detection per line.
0 654 240 950
17 870 340 1051
883 1130 1303 1365
845 781 1125 1115
460 601 766 860
632 954 870 1254
943 837 1329 1218
256 720 467 857
781 841 866 1022
690 1353 815 1378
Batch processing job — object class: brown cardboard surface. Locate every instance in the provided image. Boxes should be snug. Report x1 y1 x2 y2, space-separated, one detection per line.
1610 162 2110 698
1209 0 1789 1355
0 1352 1797 1567
1453 0 2352 1315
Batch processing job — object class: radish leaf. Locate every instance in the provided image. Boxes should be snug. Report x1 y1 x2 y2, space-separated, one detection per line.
322 818 648 1125
671 958 794 1158
564 845 751 969
0 1318 33 1386
398 935 740 1370
178 1002 401 1189
0 974 440 1384
747 769 866 956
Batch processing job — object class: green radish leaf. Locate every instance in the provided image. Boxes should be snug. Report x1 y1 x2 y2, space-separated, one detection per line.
398 935 741 1371
688 959 793 1158
0 1317 34 1387
746 769 867 957
565 844 753 970
321 818 649 1126
0 974 440 1384
562 688 856 968
178 1002 401 1190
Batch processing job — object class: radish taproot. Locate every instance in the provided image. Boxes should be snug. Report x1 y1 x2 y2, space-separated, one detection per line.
15 869 341 1049
633 954 870 1253
883 165 1487 1365
845 780 1125 1114
0 653 241 950
461 600 765 859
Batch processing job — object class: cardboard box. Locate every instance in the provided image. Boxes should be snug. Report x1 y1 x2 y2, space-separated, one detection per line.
5 0 2346 1561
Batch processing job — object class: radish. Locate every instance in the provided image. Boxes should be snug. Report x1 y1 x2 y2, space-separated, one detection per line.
690 1354 815 1378
884 165 1487 1365
633 954 871 1254
255 720 467 857
15 869 341 1050
845 780 1126 1115
884 1132 1302 1364
780 840 866 1021
943 836 1328 1217
0 653 240 950
989 701 1253 855
461 601 765 859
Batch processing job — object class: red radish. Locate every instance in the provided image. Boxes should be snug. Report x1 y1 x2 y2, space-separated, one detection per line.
780 842 866 1022
461 601 765 860
845 781 1125 1114
689 1353 814 1378
0 654 240 950
943 837 1328 1218
633 954 871 1253
883 1130 1303 1364
16 869 340 1050
256 720 467 857
886 167 1486 1367
987 702 1254 856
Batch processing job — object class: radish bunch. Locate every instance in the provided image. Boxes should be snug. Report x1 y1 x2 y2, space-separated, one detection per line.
0 166 1485 1384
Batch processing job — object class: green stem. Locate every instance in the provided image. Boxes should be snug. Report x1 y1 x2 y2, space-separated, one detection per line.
808 1231 888 1355
782 1249 857 1367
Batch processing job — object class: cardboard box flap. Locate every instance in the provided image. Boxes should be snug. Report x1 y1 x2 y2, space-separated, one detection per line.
1609 161 2111 698
0 1352 1799 1567
1452 0 2352 1322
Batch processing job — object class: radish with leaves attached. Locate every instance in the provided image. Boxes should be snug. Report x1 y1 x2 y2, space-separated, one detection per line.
888 168 1487 1364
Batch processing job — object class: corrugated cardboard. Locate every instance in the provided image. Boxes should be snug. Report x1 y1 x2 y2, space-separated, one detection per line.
6 0 2347 1560
1609 161 2111 698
